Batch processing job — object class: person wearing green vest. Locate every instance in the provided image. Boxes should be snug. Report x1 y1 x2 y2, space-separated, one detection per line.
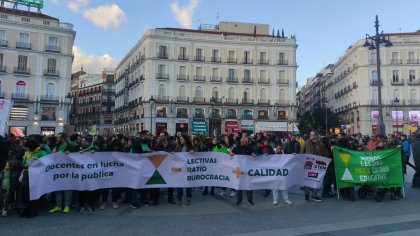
49 133 74 213
20 138 47 218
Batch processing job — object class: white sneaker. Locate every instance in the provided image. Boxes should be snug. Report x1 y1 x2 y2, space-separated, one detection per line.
1 211 7 217
273 200 278 205
285 199 293 205
99 204 105 210
113 202 119 209
219 191 225 197
230 191 236 197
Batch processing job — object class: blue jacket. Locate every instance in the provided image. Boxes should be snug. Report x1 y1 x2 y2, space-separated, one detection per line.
402 140 411 157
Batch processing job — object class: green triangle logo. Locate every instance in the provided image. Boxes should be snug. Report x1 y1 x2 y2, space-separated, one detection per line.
146 170 167 185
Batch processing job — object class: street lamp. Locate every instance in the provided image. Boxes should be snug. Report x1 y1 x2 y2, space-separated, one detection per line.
150 96 155 135
363 15 393 136
322 97 329 135
65 93 73 124
210 97 214 136
394 97 400 134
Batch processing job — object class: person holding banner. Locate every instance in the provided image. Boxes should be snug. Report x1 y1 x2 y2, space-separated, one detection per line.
271 143 293 205
20 138 47 218
230 137 256 206
301 131 326 202
49 133 74 213
175 135 194 205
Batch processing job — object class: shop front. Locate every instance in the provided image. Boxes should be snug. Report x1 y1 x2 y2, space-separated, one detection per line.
192 120 208 134
239 120 254 134
225 120 238 134
175 118 189 134
155 118 168 134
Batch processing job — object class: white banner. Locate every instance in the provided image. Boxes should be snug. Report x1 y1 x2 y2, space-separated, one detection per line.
0 99 12 136
29 151 330 200
255 121 299 132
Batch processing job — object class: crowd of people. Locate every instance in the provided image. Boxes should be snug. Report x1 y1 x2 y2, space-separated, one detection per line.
0 129 418 218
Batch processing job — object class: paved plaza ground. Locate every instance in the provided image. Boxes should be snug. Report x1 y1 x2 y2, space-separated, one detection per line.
1 168 419 236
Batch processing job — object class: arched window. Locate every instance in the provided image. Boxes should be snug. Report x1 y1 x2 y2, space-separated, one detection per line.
212 87 219 100
194 86 202 98
158 84 166 97
46 83 55 98
243 88 250 100
260 88 267 100
15 81 26 95
228 87 235 100
410 89 417 103
179 85 186 97
393 89 400 100
279 89 286 102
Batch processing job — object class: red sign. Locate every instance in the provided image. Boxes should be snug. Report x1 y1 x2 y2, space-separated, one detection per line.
225 121 238 134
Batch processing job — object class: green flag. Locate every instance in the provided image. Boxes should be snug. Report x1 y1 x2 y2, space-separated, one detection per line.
333 146 403 189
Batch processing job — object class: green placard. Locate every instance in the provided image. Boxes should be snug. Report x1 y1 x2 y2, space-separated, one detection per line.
192 121 208 133
333 146 403 189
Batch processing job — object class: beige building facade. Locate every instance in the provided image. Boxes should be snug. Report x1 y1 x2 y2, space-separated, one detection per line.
0 7 75 136
114 22 298 136
326 31 420 135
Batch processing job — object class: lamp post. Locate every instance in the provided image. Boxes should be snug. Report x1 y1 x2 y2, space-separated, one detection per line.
65 93 73 125
394 97 400 134
363 15 393 136
210 97 214 136
322 97 329 135
150 96 155 135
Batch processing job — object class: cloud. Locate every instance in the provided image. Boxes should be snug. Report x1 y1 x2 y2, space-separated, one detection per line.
68 0 89 12
72 46 118 74
171 0 199 29
83 4 126 30
67 1 126 30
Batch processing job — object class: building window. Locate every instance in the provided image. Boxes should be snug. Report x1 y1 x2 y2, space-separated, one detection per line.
212 68 219 77
176 108 188 118
194 86 203 98
391 52 399 63
0 30 5 46
278 110 287 119
226 109 237 119
371 70 378 81
178 85 186 97
228 69 235 79
409 51 416 63
409 70 416 82
260 88 267 100
242 109 253 119
46 83 55 98
244 69 251 81
243 88 250 100
158 45 167 58
158 84 166 98
392 70 399 82
17 55 28 71
47 36 59 52
193 108 205 119
278 52 286 64
258 110 269 120
15 81 26 95
47 58 56 74
179 66 186 76
0 53 3 67
195 48 203 60
179 47 187 59
212 87 219 100
18 32 29 44
156 106 167 118
228 87 235 99
158 64 166 74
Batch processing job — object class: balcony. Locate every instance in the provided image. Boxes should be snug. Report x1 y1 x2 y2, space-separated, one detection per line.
391 59 402 64
157 53 168 59
258 59 269 64
211 57 221 63
178 54 189 60
210 76 222 83
227 58 237 63
277 60 288 65
258 78 270 84
40 95 59 102
226 98 238 104
0 65 6 73
12 93 29 101
192 97 205 103
194 56 205 61
226 77 238 83
16 42 31 50
177 96 189 103
370 79 382 86
44 69 59 77
155 96 170 102
275 100 290 106
242 78 253 84
408 79 420 85
277 79 289 85
407 59 419 64
193 75 206 82
0 39 7 47
408 99 420 105
14 67 30 75
209 97 222 103
177 75 189 81
242 58 253 64
45 45 60 53
258 99 270 105
156 73 169 80
391 79 404 86
242 99 254 105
